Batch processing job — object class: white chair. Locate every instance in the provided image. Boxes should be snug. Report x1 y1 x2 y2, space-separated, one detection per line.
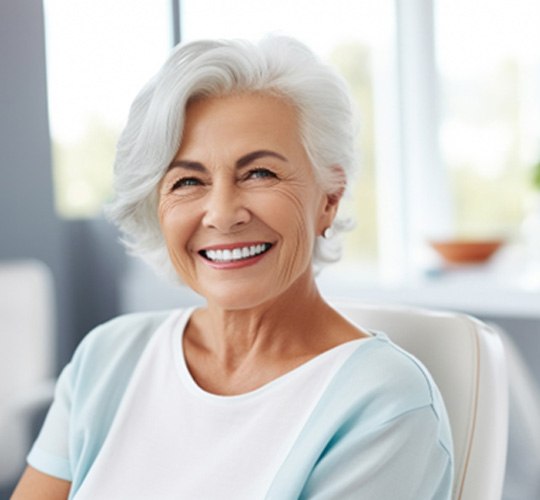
333 301 508 500
0 260 56 488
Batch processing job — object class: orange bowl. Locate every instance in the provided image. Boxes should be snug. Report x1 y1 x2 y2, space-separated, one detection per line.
429 240 503 264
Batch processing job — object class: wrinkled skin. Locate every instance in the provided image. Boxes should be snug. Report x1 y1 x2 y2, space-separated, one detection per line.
158 93 337 311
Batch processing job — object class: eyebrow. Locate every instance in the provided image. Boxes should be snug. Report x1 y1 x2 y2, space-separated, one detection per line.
236 150 288 169
167 149 288 172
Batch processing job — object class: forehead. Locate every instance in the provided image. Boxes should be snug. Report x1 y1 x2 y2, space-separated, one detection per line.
186 92 298 123
178 93 303 156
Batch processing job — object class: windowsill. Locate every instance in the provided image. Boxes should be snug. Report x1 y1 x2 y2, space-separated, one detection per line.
317 245 540 319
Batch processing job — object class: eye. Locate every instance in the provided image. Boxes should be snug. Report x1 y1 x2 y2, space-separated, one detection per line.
171 177 203 190
244 168 278 180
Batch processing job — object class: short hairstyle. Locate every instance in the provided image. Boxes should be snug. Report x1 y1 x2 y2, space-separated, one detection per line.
107 35 358 280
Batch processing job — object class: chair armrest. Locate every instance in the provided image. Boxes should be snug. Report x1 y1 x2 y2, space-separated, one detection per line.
6 379 56 417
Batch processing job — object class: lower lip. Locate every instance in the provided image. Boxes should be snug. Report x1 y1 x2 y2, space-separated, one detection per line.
200 249 271 270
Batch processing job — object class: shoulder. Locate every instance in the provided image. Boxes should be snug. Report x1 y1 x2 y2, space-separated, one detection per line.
77 310 173 355
68 309 178 389
266 334 453 499
66 310 186 456
324 333 445 422
308 333 453 460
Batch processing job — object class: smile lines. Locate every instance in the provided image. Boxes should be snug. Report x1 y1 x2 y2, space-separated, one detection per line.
200 243 272 263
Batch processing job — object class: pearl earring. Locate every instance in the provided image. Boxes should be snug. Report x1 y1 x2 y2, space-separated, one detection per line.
323 227 334 239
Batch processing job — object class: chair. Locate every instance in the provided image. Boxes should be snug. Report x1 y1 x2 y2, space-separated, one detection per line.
333 301 508 500
0 260 56 489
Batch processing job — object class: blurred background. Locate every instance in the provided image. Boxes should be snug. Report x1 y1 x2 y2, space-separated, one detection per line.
1 0 540 497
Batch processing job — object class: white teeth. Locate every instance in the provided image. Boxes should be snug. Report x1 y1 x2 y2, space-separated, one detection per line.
203 244 271 262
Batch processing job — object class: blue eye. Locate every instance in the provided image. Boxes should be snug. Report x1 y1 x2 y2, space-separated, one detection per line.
172 177 202 190
246 168 277 180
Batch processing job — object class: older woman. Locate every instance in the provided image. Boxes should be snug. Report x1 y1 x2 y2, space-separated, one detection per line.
14 37 453 499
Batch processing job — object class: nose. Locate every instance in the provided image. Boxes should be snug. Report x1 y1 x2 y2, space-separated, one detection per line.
202 181 250 232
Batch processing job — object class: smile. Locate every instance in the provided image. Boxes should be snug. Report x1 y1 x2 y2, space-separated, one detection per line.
200 243 272 263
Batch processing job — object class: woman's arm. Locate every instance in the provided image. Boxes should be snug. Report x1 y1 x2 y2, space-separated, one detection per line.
11 466 71 500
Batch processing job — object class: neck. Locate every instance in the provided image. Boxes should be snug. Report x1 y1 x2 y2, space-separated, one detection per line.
189 270 332 369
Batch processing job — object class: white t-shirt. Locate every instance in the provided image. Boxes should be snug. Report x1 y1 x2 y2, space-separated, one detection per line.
75 308 366 499
28 308 453 499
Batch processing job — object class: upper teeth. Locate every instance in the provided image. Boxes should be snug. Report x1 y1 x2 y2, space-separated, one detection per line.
204 244 271 262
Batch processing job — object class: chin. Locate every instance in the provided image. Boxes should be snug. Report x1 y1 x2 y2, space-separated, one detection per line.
202 262 317 310
198 279 281 311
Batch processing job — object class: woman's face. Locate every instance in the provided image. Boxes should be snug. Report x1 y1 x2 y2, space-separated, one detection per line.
158 93 338 310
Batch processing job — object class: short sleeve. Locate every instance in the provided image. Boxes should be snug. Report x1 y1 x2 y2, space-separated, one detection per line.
27 360 74 481
299 405 453 500
25 310 172 488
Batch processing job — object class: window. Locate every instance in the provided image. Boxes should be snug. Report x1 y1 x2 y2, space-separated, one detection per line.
43 0 173 217
43 0 540 288
435 0 540 239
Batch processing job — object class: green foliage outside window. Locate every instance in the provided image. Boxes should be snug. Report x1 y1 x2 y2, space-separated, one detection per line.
533 161 540 191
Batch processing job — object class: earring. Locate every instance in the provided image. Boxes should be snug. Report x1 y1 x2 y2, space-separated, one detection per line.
323 226 334 239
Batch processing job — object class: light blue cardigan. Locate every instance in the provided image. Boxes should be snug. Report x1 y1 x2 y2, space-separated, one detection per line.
28 310 453 499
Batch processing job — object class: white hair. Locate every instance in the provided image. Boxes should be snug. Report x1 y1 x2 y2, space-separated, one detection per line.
107 36 358 280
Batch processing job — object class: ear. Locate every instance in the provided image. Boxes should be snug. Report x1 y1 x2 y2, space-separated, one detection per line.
320 188 342 223
318 166 346 232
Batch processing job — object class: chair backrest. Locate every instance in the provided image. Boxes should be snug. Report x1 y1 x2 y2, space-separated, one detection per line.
0 259 56 484
334 301 508 500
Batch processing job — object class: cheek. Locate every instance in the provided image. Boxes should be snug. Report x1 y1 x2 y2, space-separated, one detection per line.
252 188 320 272
159 201 198 269
254 188 317 235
